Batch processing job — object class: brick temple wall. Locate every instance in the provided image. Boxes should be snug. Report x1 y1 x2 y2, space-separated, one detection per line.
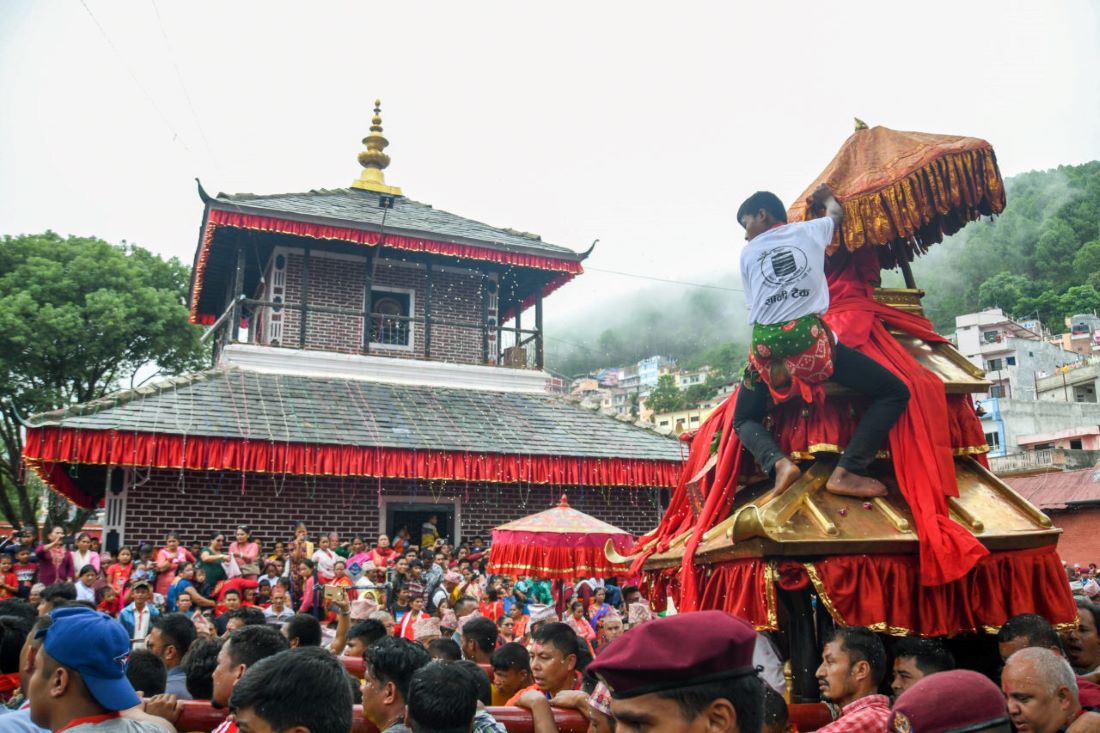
121 469 666 551
277 250 489 365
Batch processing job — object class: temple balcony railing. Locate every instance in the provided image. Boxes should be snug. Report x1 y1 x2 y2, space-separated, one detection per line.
204 294 544 371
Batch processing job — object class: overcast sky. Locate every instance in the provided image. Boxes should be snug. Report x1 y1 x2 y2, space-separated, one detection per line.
2 1 1098 326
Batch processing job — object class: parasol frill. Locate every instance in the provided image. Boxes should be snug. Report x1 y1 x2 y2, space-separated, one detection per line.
787 124 1006 268
487 495 633 581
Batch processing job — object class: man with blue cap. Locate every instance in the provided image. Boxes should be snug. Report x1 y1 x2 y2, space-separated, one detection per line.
26 607 163 733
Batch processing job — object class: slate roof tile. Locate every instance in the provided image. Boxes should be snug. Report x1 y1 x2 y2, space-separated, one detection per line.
214 188 579 260
29 368 681 463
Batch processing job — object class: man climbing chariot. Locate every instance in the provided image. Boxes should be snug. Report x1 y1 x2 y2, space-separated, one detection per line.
734 185 910 498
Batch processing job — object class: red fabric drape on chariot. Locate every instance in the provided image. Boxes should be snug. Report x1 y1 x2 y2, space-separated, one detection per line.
804 545 1079 636
627 248 991 605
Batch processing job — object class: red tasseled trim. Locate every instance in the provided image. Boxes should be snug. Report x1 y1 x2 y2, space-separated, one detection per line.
23 426 681 509
190 210 583 324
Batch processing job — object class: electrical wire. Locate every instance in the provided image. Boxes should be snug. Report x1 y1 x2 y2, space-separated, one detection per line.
78 0 192 154
149 0 222 176
583 265 743 293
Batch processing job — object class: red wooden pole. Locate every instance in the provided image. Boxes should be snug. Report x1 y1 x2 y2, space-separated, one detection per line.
172 701 833 733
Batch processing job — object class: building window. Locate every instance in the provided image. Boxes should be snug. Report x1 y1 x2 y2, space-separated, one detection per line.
659 420 669 427
982 331 1000 343
690 415 700 423
370 289 412 347
986 358 1003 371
990 385 1006 398
1006 356 1017 366
1070 439 1084 450
984 431 1001 450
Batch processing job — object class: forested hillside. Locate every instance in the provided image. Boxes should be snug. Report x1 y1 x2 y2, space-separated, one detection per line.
548 161 1100 376
899 160 1100 333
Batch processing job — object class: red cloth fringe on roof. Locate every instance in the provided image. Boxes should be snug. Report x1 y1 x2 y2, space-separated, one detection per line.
23 427 682 509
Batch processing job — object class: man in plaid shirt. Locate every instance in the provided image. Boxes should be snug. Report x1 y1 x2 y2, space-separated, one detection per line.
815 627 892 733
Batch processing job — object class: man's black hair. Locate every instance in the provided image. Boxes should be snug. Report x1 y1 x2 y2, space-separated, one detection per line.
227 607 268 628
0 599 35 624
621 585 639 598
225 624 290 668
283 613 322 647
827 626 887 685
229 648 352 733
660 674 764 733
763 684 788 731
532 622 579 661
996 613 1063 652
150 613 197 659
1078 600 1100 632
454 660 492 706
461 616 498 655
222 588 241 599
452 596 478 614
736 191 788 225
426 638 462 661
893 637 955 675
126 649 167 696
348 619 388 649
406 661 478 733
364 636 431 702
42 583 76 603
182 638 222 700
0 615 32 673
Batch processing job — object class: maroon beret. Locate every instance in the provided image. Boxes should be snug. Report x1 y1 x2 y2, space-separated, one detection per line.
891 670 1009 733
587 611 757 699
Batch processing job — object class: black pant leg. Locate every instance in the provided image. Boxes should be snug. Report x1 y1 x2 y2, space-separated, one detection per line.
732 378 787 475
828 342 910 473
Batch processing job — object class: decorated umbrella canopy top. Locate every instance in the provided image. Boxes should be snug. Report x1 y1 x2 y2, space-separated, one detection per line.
488 495 633 581
787 122 1006 276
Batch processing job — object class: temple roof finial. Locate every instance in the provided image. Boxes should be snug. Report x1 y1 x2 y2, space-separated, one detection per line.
352 99 403 195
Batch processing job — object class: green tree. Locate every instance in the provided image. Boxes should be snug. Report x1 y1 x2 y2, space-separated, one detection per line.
646 374 684 414
976 272 1033 314
1059 285 1100 318
1033 219 1082 291
1072 240 1100 282
0 233 207 534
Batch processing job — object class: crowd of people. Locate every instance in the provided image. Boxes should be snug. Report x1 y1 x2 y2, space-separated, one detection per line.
0 523 1096 733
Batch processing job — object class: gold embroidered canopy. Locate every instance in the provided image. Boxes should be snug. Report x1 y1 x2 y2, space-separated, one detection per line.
787 123 1006 269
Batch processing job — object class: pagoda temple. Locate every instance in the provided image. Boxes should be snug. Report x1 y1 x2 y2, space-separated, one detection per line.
22 103 682 551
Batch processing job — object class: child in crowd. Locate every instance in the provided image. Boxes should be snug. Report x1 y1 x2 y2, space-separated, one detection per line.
107 546 135 604
0 554 18 600
96 585 120 616
12 547 36 599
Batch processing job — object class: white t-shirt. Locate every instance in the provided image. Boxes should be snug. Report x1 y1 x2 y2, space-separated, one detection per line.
740 217 834 326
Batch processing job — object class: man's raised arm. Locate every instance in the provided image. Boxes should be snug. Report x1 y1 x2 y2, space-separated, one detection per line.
810 183 844 230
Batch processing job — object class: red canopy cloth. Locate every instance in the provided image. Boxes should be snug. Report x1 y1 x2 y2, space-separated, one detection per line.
642 545 1078 637
487 495 633 580
787 125 1006 267
629 248 988 602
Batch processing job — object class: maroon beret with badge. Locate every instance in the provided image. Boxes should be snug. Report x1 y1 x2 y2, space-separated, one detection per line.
891 670 1009 733
587 610 758 699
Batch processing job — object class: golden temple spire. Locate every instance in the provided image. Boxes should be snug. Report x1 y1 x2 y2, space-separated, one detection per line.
352 100 403 195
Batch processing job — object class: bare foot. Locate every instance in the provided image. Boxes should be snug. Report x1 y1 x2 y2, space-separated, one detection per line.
772 458 802 495
826 467 887 498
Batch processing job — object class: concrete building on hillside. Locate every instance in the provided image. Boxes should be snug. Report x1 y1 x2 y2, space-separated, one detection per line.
977 397 1100 458
956 308 1079 400
1035 359 1100 404
1049 314 1100 358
